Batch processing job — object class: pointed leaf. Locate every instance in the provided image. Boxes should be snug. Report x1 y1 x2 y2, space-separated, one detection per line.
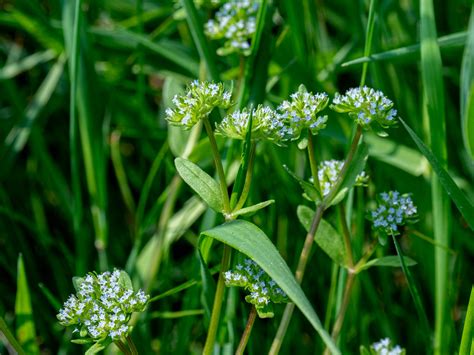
199 220 340 354
358 256 417 272
297 205 347 267
459 286 474 355
175 157 224 212
283 165 321 203
232 200 274 217
399 118 474 231
15 254 39 354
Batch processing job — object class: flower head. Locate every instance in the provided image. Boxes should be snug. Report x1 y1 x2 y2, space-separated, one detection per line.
330 86 397 130
368 191 417 236
165 81 232 128
277 89 329 138
371 338 405 355
205 0 259 56
57 269 149 342
216 105 287 141
313 160 368 196
224 258 289 318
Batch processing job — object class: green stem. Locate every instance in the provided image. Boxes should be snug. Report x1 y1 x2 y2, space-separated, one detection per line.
307 133 321 193
392 233 431 338
235 305 257 355
115 340 130 354
233 142 256 212
339 204 354 268
323 272 356 355
126 335 138 355
203 244 232 355
203 116 230 213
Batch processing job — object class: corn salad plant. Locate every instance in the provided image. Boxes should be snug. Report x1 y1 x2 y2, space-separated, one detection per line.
0 0 473 354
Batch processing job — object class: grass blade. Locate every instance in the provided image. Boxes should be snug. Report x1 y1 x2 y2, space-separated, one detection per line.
460 7 474 158
0 316 25 355
180 0 220 81
459 287 474 355
15 254 39 354
0 49 56 80
399 118 474 230
420 1 450 351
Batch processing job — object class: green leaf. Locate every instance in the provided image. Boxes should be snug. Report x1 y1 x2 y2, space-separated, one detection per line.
72 276 85 292
85 339 110 354
399 118 474 231
358 256 417 272
232 200 274 217
283 165 321 203
0 316 25 355
342 31 467 67
15 254 39 354
175 157 224 213
199 220 340 354
459 286 474 355
71 338 94 344
118 270 133 290
327 141 369 207
297 205 347 267
461 8 474 158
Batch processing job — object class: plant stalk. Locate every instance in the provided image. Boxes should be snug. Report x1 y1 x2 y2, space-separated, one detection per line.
235 306 257 355
233 142 256 212
307 133 321 193
203 244 232 355
126 335 138 355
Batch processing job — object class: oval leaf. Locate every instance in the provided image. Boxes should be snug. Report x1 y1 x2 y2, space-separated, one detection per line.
358 255 417 272
199 220 340 354
175 157 224 212
232 199 274 217
297 205 348 267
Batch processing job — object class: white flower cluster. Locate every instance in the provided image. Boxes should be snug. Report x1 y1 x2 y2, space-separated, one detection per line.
313 160 368 196
369 191 417 235
57 269 149 341
371 338 404 355
165 81 232 128
216 105 289 141
224 258 288 318
277 90 329 137
330 86 397 129
205 0 259 55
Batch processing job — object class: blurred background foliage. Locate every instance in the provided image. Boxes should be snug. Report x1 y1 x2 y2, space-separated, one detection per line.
0 0 473 353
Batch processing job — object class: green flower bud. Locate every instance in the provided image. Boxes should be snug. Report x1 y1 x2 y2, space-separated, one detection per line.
165 81 232 128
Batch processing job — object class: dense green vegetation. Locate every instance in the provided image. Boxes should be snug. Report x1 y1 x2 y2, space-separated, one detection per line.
0 0 473 354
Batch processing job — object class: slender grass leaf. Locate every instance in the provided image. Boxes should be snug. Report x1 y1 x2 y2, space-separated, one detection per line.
0 49 57 80
232 200 274 217
357 256 417 272
459 287 474 355
0 316 25 355
400 118 474 231
149 310 204 319
392 235 431 339
342 31 467 67
297 205 347 267
180 0 220 81
15 255 39 354
175 157 224 212
38 283 62 310
461 8 474 158
199 220 340 354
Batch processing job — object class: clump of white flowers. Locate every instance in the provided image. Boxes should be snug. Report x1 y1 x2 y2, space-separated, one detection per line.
224 258 288 318
165 81 232 128
277 88 329 138
216 104 290 141
368 191 417 236
330 86 397 130
57 269 149 343
370 338 405 355
314 160 368 196
205 0 259 55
